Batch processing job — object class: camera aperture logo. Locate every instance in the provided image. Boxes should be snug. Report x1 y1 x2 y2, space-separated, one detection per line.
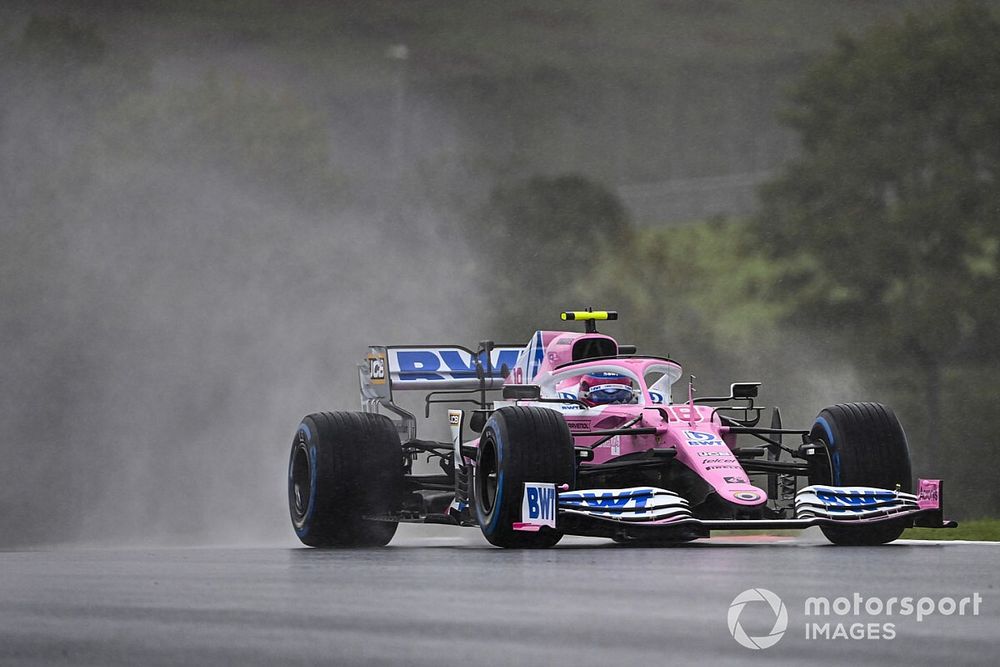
728 588 788 650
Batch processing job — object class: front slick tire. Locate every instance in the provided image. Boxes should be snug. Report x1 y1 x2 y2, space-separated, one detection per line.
474 406 575 548
288 411 402 547
810 402 912 546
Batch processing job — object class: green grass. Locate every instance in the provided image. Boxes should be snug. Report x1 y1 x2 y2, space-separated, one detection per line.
903 518 1000 542
709 519 1000 541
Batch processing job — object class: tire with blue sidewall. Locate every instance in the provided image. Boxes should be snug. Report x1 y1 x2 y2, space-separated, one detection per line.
288 411 402 547
809 402 912 546
474 406 575 548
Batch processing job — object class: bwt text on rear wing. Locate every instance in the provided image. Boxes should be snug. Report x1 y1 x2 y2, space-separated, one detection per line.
359 344 523 441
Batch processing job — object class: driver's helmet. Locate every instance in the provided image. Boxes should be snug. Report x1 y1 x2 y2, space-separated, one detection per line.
579 372 635 406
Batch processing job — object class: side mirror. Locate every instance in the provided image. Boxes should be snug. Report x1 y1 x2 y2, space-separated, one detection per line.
731 382 761 399
502 384 541 400
617 344 637 355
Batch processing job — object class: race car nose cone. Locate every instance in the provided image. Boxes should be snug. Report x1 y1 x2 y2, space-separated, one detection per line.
723 487 768 506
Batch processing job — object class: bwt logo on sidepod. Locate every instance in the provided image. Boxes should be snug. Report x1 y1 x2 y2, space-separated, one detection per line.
684 430 725 447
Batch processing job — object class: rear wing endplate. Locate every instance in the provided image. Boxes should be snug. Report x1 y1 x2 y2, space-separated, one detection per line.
360 345 523 440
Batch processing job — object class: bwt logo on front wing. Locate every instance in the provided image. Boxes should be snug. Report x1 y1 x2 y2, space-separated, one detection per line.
815 489 893 506
571 490 651 511
522 483 557 528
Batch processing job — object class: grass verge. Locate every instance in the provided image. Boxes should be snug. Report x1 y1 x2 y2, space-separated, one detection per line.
902 518 1000 541
710 519 1000 541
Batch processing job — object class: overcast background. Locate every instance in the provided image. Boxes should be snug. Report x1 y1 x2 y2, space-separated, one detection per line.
1 1 996 548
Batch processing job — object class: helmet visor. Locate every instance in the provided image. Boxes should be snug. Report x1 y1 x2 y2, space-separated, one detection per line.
586 383 634 404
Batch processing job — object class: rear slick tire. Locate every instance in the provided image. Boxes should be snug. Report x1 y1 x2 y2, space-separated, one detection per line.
809 402 912 546
288 411 402 547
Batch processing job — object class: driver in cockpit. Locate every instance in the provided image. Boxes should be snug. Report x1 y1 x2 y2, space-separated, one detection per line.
578 372 637 406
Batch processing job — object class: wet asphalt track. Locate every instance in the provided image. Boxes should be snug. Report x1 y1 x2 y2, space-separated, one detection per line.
1 529 997 666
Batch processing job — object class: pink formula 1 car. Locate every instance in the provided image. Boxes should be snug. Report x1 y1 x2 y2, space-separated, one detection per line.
287 310 955 548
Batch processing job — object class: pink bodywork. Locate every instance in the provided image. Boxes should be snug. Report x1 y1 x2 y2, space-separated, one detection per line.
917 479 941 510
493 330 768 508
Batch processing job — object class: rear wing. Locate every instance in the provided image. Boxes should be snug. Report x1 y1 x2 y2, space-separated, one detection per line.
360 344 523 440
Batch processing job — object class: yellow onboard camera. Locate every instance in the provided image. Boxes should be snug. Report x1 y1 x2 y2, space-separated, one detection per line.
560 310 618 333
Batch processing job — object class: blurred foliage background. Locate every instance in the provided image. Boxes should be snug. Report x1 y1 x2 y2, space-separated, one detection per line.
1 1 997 546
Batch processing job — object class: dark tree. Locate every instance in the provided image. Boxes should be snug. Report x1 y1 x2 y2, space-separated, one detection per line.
753 1 1000 444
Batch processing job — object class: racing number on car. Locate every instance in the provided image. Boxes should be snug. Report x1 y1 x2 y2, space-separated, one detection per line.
670 405 701 422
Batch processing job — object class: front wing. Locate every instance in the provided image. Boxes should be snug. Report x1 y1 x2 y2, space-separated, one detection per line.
513 479 956 535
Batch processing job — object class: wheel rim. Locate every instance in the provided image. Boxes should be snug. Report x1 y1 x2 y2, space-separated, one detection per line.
478 436 498 514
290 440 312 522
